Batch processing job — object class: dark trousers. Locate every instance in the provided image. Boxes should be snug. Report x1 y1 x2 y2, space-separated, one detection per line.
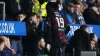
50 42 66 56
50 43 60 56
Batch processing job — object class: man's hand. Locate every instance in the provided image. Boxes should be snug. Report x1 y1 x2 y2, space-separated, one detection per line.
11 49 16 55
92 7 100 14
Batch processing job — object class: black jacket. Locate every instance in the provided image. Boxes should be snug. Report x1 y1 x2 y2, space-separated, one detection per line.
4 0 23 19
83 8 100 25
22 22 41 56
70 29 90 50
22 0 33 15
46 2 70 43
69 29 90 56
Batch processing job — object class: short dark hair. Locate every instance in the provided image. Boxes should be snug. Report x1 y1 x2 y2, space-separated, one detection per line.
89 33 95 40
37 37 44 42
67 3 75 7
46 2 59 10
28 13 37 21
74 1 80 5
80 25 88 30
17 10 26 16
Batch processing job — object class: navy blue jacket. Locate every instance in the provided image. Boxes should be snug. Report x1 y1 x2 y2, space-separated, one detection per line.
1 47 14 56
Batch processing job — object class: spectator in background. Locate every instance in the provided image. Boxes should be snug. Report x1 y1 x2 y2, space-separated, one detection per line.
89 40 100 56
75 1 87 13
22 13 42 56
86 0 98 8
37 0 48 37
16 11 26 22
1 36 15 56
89 40 96 51
65 3 76 24
31 0 40 14
83 4 100 25
64 0 87 12
38 0 48 18
89 33 100 56
74 1 86 24
69 25 90 56
36 37 47 56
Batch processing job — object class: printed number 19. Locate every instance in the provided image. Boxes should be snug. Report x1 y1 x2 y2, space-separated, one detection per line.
56 17 64 28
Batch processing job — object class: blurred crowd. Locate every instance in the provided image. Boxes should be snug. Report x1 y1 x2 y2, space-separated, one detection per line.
0 0 100 56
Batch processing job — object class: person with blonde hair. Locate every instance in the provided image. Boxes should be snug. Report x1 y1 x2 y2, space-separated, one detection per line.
0 36 11 49
1 36 15 56
97 0 100 13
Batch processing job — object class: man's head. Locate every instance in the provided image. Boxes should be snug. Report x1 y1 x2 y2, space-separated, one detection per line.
38 37 46 49
67 3 75 13
0 36 11 49
17 12 26 22
80 25 88 33
90 40 96 50
74 1 81 12
29 13 39 24
0 37 4 51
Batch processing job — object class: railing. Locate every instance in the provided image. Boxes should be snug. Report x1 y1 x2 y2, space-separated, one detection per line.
0 2 5 21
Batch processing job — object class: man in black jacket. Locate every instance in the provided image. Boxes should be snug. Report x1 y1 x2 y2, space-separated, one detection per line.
69 25 90 56
22 13 42 56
